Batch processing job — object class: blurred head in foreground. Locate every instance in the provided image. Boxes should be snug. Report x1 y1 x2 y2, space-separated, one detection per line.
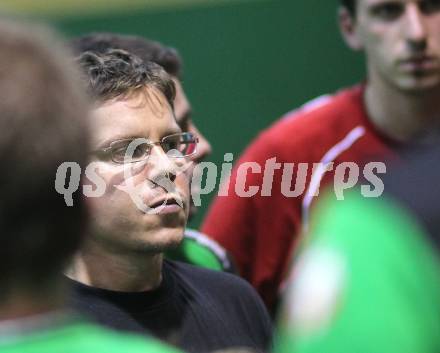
0 19 89 318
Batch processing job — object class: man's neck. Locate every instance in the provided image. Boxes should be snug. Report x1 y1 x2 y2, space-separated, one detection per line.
66 243 164 292
365 74 440 143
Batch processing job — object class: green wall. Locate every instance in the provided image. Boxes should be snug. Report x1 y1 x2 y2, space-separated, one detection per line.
50 0 364 228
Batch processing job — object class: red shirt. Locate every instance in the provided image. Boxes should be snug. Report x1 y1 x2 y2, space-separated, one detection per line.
202 85 397 311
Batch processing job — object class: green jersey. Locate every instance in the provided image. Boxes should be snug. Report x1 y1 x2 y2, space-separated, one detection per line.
166 229 236 273
276 193 440 353
0 318 180 353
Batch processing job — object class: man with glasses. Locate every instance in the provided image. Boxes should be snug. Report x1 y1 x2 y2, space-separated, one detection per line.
71 33 236 274
66 49 272 353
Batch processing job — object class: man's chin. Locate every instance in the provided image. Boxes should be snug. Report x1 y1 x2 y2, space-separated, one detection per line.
149 230 185 252
132 239 182 255
117 228 184 254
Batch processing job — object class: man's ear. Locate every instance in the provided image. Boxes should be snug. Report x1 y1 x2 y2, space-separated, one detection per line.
338 7 363 51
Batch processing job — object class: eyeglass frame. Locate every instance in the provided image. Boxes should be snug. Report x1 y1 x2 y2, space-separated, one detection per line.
94 132 199 164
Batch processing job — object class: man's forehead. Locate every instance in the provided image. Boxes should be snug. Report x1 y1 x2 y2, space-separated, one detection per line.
93 94 170 123
90 92 179 147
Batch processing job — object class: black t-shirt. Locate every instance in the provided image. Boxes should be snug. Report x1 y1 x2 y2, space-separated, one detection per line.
385 144 440 251
68 260 272 353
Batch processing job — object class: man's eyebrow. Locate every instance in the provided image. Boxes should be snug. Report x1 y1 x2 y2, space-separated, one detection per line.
96 135 142 149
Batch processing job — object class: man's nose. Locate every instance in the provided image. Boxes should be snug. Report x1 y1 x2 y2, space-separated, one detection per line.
404 4 428 52
148 145 177 184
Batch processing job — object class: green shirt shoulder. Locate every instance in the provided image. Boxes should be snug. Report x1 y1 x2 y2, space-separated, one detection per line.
0 321 180 353
276 193 440 353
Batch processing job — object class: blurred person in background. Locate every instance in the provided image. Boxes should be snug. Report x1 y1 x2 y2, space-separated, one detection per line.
202 0 440 314
0 18 179 353
275 145 440 353
71 33 236 274
66 49 272 353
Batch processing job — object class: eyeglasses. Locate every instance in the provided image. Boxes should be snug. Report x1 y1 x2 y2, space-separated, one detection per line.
97 132 199 164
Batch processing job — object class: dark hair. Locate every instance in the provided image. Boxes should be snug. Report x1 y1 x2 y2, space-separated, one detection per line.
70 33 183 78
341 0 356 15
78 49 176 107
0 20 89 294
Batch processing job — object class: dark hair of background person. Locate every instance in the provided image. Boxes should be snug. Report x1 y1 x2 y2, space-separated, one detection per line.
78 49 176 107
0 20 90 298
71 33 183 78
341 0 356 15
